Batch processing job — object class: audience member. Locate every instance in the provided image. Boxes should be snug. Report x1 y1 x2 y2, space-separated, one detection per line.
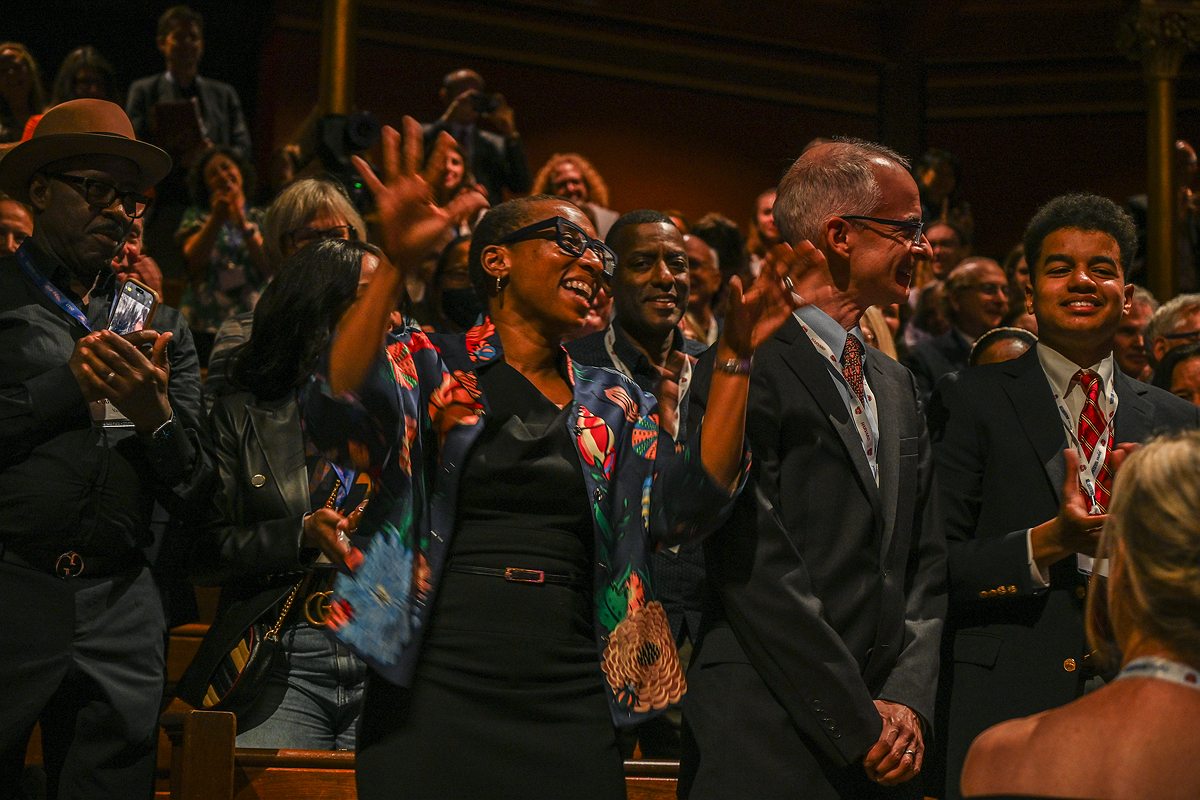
423 68 531 203
126 5 252 162
861 305 900 360
411 234 480 334
902 278 949 351
690 212 747 284
904 257 1008 404
0 98 211 799
681 138 945 799
1152 341 1200 406
0 43 46 143
929 192 1200 799
110 216 163 296
566 210 710 758
203 176 365 405
177 144 268 352
1113 285 1159 382
925 219 970 282
968 326 1037 367
961 430 1200 800
915 148 973 240
1001 243 1037 332
0 195 33 256
680 233 722 346
181 239 378 749
532 152 619 237
745 188 781 276
305 120 799 799
1144 292 1200 370
49 46 118 106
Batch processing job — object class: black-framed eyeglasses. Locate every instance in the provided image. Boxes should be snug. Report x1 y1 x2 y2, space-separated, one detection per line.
286 224 358 249
496 216 617 276
1163 328 1200 342
840 215 925 247
42 172 151 219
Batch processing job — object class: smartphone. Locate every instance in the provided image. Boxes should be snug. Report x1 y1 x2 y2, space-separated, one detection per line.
107 277 160 335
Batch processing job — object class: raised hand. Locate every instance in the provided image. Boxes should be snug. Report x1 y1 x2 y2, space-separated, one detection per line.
72 329 173 433
720 239 824 357
351 116 488 274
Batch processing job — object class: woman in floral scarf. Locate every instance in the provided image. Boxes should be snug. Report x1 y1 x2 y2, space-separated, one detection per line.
303 118 814 798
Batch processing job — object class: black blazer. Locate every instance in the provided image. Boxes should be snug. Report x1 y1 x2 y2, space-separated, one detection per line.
902 329 972 407
681 316 946 799
930 347 1200 798
126 72 252 160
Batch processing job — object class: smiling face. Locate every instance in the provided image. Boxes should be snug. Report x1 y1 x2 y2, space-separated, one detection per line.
203 152 243 198
1028 227 1132 367
29 154 141 287
843 159 927 310
610 222 689 347
948 259 1009 339
495 200 605 335
926 222 967 281
551 161 588 204
755 190 779 245
443 149 465 191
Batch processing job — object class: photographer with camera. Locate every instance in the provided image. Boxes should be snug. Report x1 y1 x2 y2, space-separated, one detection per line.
422 69 531 204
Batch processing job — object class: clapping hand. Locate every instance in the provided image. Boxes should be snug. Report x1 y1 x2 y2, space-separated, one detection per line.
719 240 824 358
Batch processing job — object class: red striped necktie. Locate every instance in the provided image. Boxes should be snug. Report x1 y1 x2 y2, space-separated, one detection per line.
1071 369 1112 512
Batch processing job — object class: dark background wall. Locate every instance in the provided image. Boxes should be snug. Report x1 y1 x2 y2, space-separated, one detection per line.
12 0 1200 261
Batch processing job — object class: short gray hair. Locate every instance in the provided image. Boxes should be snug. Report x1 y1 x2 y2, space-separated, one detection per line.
774 137 910 246
1144 292 1200 347
261 178 366 272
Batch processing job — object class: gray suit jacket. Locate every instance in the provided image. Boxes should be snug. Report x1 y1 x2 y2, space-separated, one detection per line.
681 315 946 799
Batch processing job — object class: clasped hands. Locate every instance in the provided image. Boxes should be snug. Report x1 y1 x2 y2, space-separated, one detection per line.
864 699 923 786
70 329 172 434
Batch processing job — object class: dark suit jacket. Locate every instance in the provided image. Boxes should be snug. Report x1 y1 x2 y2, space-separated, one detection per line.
680 316 946 799
902 329 972 407
422 121 531 203
930 347 1200 798
126 72 252 160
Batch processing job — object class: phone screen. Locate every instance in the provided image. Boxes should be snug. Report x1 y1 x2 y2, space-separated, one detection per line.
107 279 158 335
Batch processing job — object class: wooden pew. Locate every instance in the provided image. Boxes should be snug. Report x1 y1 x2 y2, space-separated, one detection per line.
161 705 680 800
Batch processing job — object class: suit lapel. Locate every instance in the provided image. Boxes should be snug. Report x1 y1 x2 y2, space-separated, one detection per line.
1113 370 1154 444
247 400 309 517
866 356 900 558
1001 348 1067 501
777 318 883 519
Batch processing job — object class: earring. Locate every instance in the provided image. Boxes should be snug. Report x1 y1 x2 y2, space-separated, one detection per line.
496 275 507 294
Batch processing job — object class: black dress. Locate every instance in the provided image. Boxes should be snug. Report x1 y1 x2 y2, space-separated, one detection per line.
356 360 626 800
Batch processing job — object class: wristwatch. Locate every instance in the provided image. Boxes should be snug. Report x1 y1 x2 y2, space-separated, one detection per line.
147 412 178 444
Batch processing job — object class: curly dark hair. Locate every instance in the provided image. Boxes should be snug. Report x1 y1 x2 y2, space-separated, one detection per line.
187 145 256 210
230 239 375 400
1022 193 1137 278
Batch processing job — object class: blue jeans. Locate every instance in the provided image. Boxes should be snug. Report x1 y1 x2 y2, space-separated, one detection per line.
234 622 366 750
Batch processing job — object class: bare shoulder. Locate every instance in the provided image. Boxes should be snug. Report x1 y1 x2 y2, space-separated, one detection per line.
960 714 1042 797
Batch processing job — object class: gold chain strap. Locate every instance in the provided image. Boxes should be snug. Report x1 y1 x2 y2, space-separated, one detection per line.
266 476 343 640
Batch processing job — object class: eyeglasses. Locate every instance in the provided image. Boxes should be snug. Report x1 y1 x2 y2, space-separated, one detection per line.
840 215 925 247
496 216 617 276
1163 328 1200 342
286 224 358 249
43 172 151 219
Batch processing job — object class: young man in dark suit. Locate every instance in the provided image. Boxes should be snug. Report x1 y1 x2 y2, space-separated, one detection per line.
681 138 947 799
931 193 1200 799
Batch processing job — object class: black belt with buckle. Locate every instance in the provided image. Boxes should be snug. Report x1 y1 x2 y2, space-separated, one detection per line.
0 545 143 579
447 564 581 586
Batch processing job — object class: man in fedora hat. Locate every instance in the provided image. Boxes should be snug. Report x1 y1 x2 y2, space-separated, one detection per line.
0 99 212 799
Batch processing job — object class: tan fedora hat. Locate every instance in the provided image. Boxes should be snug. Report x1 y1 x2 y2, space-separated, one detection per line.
0 99 172 203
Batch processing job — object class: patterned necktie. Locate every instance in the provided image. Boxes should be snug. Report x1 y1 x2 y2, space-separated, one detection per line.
841 334 866 406
1072 369 1112 511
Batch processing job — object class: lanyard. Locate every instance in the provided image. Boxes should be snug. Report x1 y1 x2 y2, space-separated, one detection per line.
1116 656 1200 692
1050 373 1118 515
16 245 92 331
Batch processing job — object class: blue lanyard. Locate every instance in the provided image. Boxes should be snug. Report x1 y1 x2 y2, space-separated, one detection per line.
16 244 92 331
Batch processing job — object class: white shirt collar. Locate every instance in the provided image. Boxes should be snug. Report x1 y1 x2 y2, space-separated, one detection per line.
1036 343 1115 399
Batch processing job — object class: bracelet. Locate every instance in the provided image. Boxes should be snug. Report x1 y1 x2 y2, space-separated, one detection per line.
147 412 178 443
715 357 753 375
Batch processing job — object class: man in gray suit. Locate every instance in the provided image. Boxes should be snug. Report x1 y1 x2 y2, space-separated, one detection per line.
680 138 946 799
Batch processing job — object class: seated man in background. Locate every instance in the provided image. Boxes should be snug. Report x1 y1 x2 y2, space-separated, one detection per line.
903 257 1008 405
532 152 619 238
1112 285 1157 382
0 194 33 256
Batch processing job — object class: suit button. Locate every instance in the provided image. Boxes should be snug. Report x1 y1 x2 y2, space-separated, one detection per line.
251 474 266 487
811 700 823 711
1063 658 1076 672
1076 586 1087 599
